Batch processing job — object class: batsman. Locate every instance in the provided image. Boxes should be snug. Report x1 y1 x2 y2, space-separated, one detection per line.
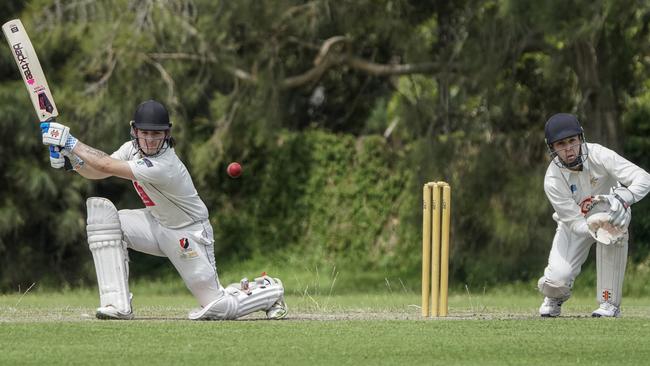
538 113 650 317
40 100 287 321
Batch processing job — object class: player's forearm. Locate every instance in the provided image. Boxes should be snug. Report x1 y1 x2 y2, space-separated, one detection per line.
75 162 111 179
72 141 114 173
71 141 136 180
606 149 650 204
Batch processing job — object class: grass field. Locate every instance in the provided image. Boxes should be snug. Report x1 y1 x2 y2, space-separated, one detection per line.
2 284 650 365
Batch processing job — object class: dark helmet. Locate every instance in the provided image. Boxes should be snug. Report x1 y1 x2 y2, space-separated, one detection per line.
544 113 588 169
130 100 175 157
544 113 583 145
131 100 172 130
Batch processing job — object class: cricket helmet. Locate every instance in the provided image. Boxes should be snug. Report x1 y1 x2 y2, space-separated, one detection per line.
130 100 174 157
131 100 172 130
544 113 588 169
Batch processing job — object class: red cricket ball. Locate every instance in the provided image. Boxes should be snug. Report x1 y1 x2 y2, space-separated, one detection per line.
227 162 242 178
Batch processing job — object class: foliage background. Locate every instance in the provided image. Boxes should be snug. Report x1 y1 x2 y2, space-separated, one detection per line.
1 0 650 292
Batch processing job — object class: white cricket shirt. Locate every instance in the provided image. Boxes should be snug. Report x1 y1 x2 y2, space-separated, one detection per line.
544 143 650 235
112 142 209 229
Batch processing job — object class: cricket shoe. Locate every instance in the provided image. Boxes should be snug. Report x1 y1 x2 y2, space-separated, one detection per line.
96 293 134 320
539 296 567 317
591 302 620 318
96 305 134 320
265 278 288 320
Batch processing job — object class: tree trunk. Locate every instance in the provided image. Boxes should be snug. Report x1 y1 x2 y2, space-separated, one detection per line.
436 0 452 136
570 40 621 151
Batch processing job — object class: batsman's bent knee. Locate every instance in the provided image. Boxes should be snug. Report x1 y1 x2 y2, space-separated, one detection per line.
538 276 571 300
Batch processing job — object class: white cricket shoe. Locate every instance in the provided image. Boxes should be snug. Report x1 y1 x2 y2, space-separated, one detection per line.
266 298 288 320
265 277 288 320
539 297 567 317
96 305 134 320
591 302 620 318
96 293 134 320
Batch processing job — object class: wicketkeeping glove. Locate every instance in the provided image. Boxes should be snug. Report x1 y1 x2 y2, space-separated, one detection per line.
593 194 630 228
585 195 629 246
586 212 627 246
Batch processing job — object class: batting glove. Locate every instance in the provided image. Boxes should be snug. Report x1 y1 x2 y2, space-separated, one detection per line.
61 149 85 171
49 145 65 169
40 122 78 151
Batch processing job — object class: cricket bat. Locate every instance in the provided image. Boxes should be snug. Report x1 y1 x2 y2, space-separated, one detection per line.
2 19 58 121
3 18 70 169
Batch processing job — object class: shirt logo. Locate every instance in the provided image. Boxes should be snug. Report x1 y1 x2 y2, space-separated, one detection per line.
590 176 599 186
136 158 153 167
133 181 155 206
570 184 577 193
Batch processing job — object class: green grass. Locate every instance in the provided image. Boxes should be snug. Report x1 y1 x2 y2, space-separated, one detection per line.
2 285 650 365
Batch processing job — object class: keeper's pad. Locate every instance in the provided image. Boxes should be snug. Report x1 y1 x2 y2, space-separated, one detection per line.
538 277 571 300
597 239 628 307
188 275 284 320
86 197 132 316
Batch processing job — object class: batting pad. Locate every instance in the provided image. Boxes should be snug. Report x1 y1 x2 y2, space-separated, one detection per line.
86 197 131 314
188 276 284 320
188 289 238 320
597 240 628 307
228 276 284 318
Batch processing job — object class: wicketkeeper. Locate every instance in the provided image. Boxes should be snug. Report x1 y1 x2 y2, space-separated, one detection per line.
538 113 650 317
41 100 287 320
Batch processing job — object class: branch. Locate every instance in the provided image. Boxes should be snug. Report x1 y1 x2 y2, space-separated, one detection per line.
85 51 117 94
149 35 442 90
345 56 439 76
84 21 121 94
148 52 256 82
145 57 178 107
281 35 441 88
314 36 349 65
281 56 336 89
282 56 440 89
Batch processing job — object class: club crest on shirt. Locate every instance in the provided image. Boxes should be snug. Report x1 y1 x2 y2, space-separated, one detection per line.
590 176 599 186
136 158 153 167
579 196 594 215
179 238 198 260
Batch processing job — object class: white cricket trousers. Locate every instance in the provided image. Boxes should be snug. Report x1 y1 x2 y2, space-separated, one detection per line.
118 209 222 307
542 220 628 306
